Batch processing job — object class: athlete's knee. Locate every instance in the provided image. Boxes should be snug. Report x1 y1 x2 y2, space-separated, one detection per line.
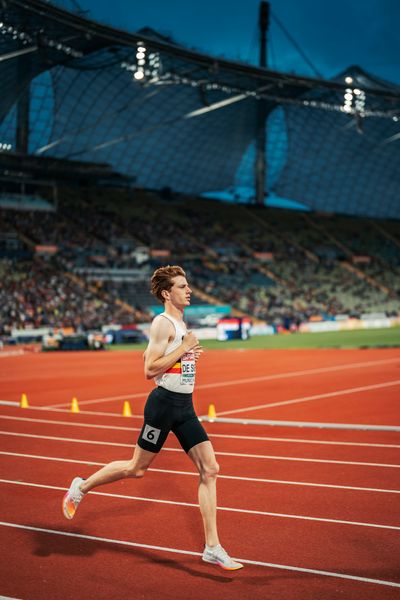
125 462 148 479
200 461 219 482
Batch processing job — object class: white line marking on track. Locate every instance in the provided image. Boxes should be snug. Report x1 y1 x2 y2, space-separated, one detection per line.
0 414 137 432
1 478 400 531
42 407 143 418
0 430 136 447
0 349 25 357
1 521 399 587
201 417 400 432
1 451 399 494
196 357 400 390
2 430 399 468
44 356 400 408
216 379 400 416
215 451 400 468
0 407 400 448
210 433 400 449
48 391 149 409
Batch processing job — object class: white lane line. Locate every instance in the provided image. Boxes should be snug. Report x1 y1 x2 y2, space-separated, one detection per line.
2 430 399 468
44 356 400 408
48 391 149 409
209 433 400 449
216 379 400 417
24 403 400 438
41 407 143 418
196 357 400 390
1 451 399 494
2 479 400 532
0 349 25 357
215 451 400 468
1 521 399 588
201 417 400 432
0 414 138 432
0 401 19 406
0 431 135 447
2 414 400 450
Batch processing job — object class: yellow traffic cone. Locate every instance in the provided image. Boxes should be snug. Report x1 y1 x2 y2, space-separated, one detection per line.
208 404 216 421
71 397 80 413
20 393 29 408
122 401 132 417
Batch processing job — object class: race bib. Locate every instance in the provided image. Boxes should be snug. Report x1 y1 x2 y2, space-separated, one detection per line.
142 424 161 445
181 351 195 385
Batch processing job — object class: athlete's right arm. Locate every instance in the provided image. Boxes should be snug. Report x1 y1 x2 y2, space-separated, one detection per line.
144 317 199 380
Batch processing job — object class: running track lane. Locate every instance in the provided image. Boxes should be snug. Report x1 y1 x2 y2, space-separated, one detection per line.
1 523 399 600
1 412 399 489
1 349 400 413
2 403 399 444
0 483 399 600
3 414 399 466
2 451 400 528
1 349 400 598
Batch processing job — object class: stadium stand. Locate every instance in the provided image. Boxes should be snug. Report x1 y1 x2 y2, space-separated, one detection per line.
1 188 399 340
0 0 399 342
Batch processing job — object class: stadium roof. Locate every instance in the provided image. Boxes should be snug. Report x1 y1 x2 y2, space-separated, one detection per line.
1 0 400 218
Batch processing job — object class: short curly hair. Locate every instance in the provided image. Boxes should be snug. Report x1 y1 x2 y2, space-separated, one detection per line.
150 265 186 303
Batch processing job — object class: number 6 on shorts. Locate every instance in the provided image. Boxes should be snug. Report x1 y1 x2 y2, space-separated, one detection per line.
142 424 161 445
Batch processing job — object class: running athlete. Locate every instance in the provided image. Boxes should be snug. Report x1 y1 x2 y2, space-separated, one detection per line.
62 265 243 571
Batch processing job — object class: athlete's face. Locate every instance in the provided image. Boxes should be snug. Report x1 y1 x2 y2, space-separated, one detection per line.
166 276 192 307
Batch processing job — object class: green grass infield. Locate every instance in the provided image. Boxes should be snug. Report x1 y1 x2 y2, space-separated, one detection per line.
108 326 400 351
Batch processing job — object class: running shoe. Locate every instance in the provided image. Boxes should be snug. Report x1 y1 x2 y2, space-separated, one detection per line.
202 544 243 570
62 477 84 520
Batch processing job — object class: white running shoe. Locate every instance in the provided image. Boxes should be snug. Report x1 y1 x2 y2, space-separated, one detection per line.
202 545 243 570
62 477 84 520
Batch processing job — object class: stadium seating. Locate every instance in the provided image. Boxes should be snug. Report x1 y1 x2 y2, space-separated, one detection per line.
1 188 399 337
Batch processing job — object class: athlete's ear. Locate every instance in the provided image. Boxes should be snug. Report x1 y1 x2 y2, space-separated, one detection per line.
161 289 169 301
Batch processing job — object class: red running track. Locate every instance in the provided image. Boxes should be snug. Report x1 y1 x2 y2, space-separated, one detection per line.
0 348 400 599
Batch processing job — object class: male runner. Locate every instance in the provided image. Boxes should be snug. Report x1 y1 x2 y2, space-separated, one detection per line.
62 265 243 571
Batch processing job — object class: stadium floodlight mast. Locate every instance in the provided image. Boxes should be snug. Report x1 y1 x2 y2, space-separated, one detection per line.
120 43 162 83
340 75 367 131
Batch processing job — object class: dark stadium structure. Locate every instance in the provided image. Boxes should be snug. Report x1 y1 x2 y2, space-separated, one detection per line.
0 0 399 341
0 0 399 217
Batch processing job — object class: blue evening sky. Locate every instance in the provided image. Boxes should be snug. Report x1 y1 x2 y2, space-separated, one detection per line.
74 0 400 84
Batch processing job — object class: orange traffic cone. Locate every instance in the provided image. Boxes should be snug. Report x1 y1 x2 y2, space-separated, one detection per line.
208 404 216 421
20 393 29 408
71 397 80 413
122 401 132 417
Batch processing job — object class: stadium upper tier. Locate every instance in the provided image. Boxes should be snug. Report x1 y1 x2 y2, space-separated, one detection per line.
1 0 400 218
0 189 399 336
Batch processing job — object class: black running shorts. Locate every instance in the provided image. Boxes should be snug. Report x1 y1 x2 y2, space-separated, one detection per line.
137 386 209 454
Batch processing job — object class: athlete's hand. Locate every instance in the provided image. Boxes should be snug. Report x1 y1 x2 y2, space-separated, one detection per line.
182 330 199 351
193 344 204 361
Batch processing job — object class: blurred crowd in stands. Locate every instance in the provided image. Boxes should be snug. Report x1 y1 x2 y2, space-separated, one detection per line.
1 187 399 338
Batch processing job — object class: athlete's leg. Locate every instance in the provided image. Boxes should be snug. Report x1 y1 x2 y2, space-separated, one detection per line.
63 445 157 519
81 387 171 493
188 440 220 547
81 444 157 493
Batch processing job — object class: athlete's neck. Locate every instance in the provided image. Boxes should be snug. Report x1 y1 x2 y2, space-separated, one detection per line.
164 303 184 323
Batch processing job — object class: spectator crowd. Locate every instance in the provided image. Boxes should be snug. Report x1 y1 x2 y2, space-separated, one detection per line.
1 188 399 337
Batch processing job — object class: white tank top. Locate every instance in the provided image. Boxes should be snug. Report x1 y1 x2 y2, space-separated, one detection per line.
154 312 196 394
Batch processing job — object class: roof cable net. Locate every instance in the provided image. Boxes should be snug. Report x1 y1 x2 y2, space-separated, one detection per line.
0 1 399 218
